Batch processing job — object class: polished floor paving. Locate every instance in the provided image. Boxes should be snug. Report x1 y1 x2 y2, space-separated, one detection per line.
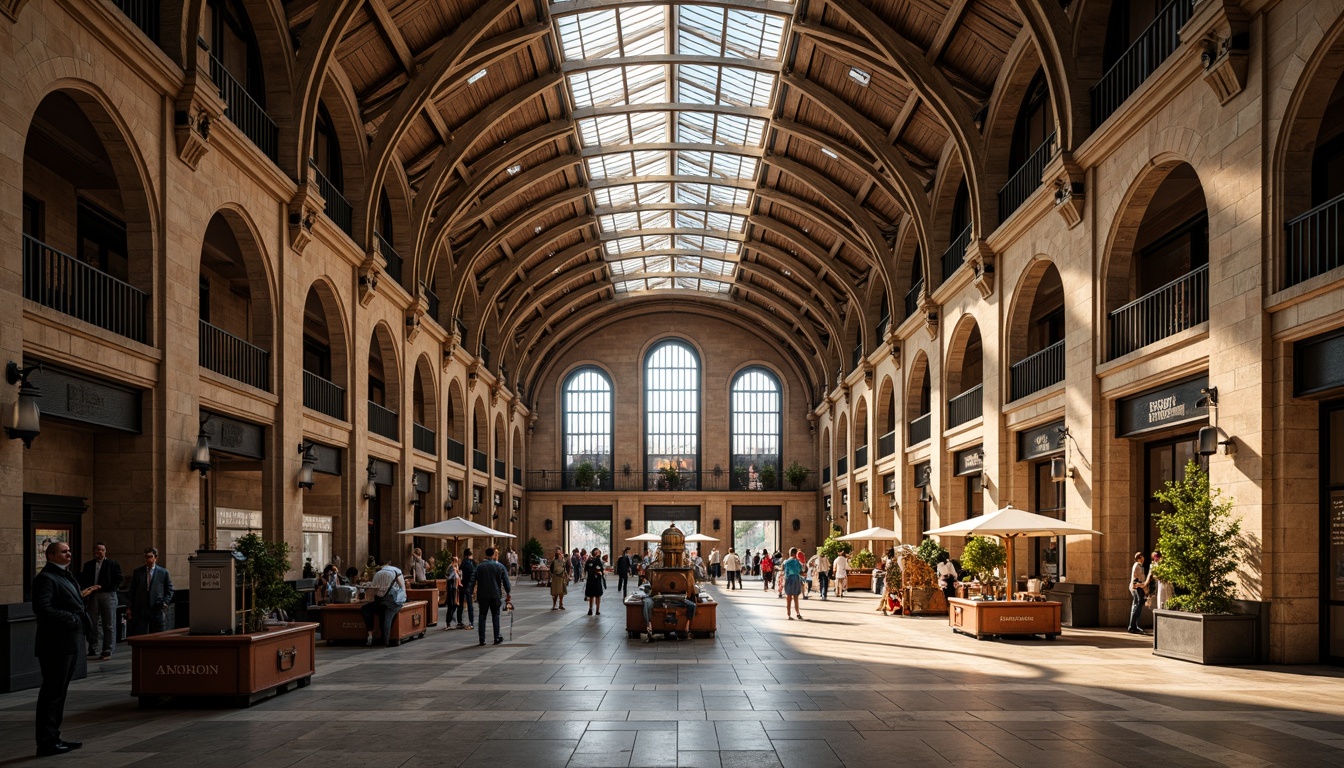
3 576 1344 767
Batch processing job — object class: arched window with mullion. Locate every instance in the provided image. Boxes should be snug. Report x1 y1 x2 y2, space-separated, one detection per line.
731 367 782 490
562 367 614 490
645 340 700 491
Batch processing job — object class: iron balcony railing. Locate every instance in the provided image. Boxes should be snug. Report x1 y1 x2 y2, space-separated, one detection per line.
446 437 466 465
909 412 931 445
1091 0 1194 127
199 319 269 391
473 449 488 473
113 0 159 42
855 444 868 469
822 466 831 484
513 466 522 486
942 224 973 284
905 277 924 319
374 232 403 285
307 159 353 237
208 54 278 162
368 401 398 440
495 459 506 480
413 422 436 455
878 429 896 458
1285 191 1344 287
1108 264 1208 359
421 282 440 321
1010 339 1066 401
526 469 818 492
837 456 848 477
948 384 984 428
999 132 1056 222
22 235 148 343
302 370 345 420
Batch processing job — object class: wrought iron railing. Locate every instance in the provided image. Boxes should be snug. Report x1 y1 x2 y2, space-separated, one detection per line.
854 444 868 469
22 235 148 343
942 224 973 284
113 0 159 42
999 132 1056 221
495 459 506 480
1010 340 1065 401
208 54 278 162
1285 192 1344 287
413 422 436 455
909 412 931 445
307 159 353 237
199 319 269 391
303 370 345 420
1090 0 1194 127
374 232 403 285
837 456 848 477
455 317 469 340
878 429 896 458
1108 264 1208 359
526 469 817 492
368 401 398 440
446 437 465 465
473 449 488 473
905 277 924 319
948 384 984 428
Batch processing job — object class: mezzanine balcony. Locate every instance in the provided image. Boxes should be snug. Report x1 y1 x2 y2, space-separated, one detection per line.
23 235 148 344
209 53 278 162
1090 0 1194 127
302 370 345 420
998 132 1056 222
200 319 269 391
368 401 398 440
1108 264 1208 359
947 384 983 429
1009 340 1065 401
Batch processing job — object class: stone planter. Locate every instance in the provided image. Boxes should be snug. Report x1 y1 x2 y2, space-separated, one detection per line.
1152 609 1258 665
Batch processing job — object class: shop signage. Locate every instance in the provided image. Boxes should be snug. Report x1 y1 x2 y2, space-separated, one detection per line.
302 515 332 533
198 569 222 590
913 461 931 487
217 508 261 529
370 459 394 486
310 443 341 475
1295 329 1344 397
954 447 984 477
1018 420 1065 461
27 364 141 433
1116 376 1209 437
201 411 264 459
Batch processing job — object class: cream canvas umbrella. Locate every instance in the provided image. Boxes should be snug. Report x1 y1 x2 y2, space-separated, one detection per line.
399 516 515 557
626 532 663 543
685 533 719 543
836 526 901 543
924 505 1102 593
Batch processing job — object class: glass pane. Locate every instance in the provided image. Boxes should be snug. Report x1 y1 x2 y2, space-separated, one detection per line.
563 368 614 476
567 519 613 559
731 519 779 558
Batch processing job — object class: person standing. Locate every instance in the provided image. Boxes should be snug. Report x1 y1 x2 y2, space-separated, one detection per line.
810 551 830 600
1127 552 1148 635
782 547 805 620
571 548 583 583
128 548 174 636
1150 550 1172 647
616 548 633 597
549 547 569 610
360 559 406 646
409 547 428 582
585 548 606 615
722 548 742 589
708 547 721 585
507 548 519 577
33 540 94 757
456 548 477 631
79 542 122 660
936 554 958 598
751 551 761 578
833 551 850 598
474 547 512 646
441 557 462 630
759 552 774 591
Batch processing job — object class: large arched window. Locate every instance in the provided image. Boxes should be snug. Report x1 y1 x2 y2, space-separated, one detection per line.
563 367 613 489
645 340 700 490
731 367 781 490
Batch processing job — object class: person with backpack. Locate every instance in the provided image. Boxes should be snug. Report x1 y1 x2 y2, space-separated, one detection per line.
360 558 406 647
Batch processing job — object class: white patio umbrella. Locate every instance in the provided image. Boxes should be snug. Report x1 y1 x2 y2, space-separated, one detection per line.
836 526 901 543
626 532 663 542
924 505 1102 593
685 533 719 543
399 516 515 558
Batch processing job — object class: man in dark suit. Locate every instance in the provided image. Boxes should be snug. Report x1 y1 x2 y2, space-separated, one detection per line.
473 548 512 646
616 548 632 597
128 547 174 636
32 540 95 756
78 542 122 660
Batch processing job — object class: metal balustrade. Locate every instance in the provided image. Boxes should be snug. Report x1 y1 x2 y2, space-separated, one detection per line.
303 370 345 420
1285 192 1344 287
209 54 278 162
905 278 924 319
22 236 148 343
307 159 353 237
1108 264 1208 359
113 0 159 42
413 422 436 455
878 430 896 458
375 233 403 285
446 437 466 465
855 444 868 469
368 401 399 440
199 320 269 390
495 459 506 480
473 449 489 473
1010 340 1066 401
908 412 931 445
525 469 818 492
999 132 1056 221
479 343 491 371
942 225 973 284
948 384 983 428
1090 0 1194 127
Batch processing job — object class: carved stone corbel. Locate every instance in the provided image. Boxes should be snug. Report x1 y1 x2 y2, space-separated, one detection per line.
920 292 939 341
1188 0 1250 105
888 342 901 368
287 180 324 255
442 331 461 371
467 361 482 391
966 240 995 299
528 413 538 435
172 70 225 170
404 306 424 343
1043 151 1085 229
357 250 381 308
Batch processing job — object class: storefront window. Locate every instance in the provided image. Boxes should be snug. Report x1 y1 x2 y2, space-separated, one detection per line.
1032 461 1065 579
966 475 983 518
1144 434 1206 554
1325 404 1344 661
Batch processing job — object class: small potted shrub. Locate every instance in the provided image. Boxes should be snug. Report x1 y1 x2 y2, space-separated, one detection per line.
847 548 877 590
784 460 810 490
573 461 596 490
818 525 853 562
959 536 1006 599
658 464 682 491
759 464 778 490
233 533 302 632
522 537 545 577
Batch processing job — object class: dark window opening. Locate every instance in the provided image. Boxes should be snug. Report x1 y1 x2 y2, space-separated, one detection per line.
304 335 332 380
1138 213 1209 295
313 103 343 192
77 198 128 281
1011 71 1054 172
207 0 265 104
199 275 211 324
22 194 44 241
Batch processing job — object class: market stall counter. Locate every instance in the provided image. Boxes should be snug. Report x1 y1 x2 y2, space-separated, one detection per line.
948 597 1061 641
319 600 429 646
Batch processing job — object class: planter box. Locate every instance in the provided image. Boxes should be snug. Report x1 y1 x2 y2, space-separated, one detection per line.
404 588 440 626
624 596 718 639
1043 582 1099 627
901 586 948 615
1152 609 1258 665
411 580 449 606
948 598 1061 640
128 623 316 706
318 601 429 646
847 570 873 590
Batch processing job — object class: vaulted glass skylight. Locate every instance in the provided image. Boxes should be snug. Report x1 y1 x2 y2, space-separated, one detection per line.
553 1 792 295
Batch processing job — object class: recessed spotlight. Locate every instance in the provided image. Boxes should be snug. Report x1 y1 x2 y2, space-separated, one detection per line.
534 226 543 234
820 147 838 159
507 164 522 175
849 67 870 86
468 69 488 84
782 269 791 276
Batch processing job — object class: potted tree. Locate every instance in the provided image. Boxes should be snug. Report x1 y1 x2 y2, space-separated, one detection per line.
784 460 810 490
759 464 778 490
573 461 596 490
233 533 302 632
595 464 612 490
522 537 545 580
658 464 682 491
1150 461 1256 664
848 548 877 590
818 525 853 562
959 536 1006 599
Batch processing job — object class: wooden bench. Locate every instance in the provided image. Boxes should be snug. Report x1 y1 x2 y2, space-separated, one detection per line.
319 600 429 646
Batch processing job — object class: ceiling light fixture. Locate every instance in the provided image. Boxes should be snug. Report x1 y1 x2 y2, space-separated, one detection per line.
849 67 871 86
820 147 838 159
467 69 488 84
507 164 521 175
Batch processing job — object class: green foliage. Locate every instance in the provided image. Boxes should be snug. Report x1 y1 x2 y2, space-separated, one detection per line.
959 536 1006 583
758 464 777 489
784 460 810 489
659 464 682 490
1150 461 1242 614
522 537 545 568
818 524 853 560
915 538 949 569
233 533 301 633
429 549 452 579
850 548 877 569
573 461 596 489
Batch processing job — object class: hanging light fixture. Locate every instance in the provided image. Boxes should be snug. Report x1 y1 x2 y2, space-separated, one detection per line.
297 442 317 490
363 458 378 500
190 414 213 477
4 362 42 448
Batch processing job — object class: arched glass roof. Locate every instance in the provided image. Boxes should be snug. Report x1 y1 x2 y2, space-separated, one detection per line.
551 1 794 295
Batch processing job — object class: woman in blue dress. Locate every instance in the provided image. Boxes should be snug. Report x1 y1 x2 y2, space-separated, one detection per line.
782 547 805 621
